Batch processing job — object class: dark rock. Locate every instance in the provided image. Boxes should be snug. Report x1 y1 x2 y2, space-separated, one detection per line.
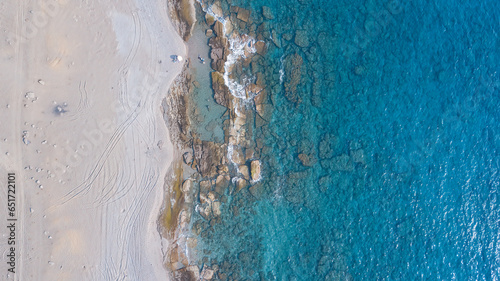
254 41 267 55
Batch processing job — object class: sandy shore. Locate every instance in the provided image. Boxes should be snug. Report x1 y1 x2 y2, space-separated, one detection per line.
0 0 185 280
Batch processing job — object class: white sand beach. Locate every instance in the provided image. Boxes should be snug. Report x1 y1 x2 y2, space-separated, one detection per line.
0 0 185 280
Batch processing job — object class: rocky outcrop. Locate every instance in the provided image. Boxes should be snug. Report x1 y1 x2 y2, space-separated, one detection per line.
192 139 226 178
166 0 196 41
162 62 192 147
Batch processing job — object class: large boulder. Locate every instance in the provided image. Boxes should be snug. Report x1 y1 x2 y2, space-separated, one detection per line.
237 8 251 22
250 160 262 181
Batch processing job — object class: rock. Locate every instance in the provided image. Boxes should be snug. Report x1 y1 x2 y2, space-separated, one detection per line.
319 134 337 159
298 153 316 167
211 0 223 18
254 41 267 55
236 178 249 192
249 182 264 198
318 176 331 193
199 180 212 194
294 29 309 48
182 179 194 203
210 48 224 60
215 174 230 195
201 267 215 280
271 30 281 48
284 53 303 104
199 205 212 220
262 6 274 19
211 71 231 107
282 32 293 41
193 140 226 178
239 165 250 180
229 146 245 165
246 83 263 96
250 160 261 181
212 201 222 217
205 14 215 26
237 8 251 22
186 265 200 280
330 154 354 172
187 237 197 248
206 29 213 37
351 149 366 165
183 151 193 165
213 21 225 37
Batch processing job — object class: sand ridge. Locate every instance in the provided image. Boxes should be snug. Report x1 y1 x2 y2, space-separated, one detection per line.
0 0 186 280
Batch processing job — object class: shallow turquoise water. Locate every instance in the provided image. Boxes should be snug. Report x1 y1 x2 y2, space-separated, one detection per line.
195 0 500 279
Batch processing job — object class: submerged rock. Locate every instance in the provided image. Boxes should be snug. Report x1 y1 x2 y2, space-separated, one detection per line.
283 53 303 104
262 6 274 20
294 29 309 48
298 153 316 167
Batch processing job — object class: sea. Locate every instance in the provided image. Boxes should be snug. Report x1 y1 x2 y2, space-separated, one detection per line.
188 0 500 279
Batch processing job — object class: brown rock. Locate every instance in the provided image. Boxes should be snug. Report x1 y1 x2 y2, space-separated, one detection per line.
230 146 245 165
246 83 263 96
215 174 230 195
237 8 251 22
250 160 261 181
199 180 212 194
254 41 267 55
210 48 224 60
205 14 215 26
239 165 250 180
193 140 226 178
298 153 316 167
211 71 231 107
206 29 213 37
214 21 225 37
236 178 249 191
212 201 222 217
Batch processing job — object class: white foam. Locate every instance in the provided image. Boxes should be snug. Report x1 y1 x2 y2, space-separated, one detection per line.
279 54 285 85
223 34 256 101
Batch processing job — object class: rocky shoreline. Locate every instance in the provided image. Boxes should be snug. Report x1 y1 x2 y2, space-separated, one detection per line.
160 0 280 279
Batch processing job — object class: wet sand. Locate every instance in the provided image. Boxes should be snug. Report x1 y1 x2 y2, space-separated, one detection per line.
0 0 186 280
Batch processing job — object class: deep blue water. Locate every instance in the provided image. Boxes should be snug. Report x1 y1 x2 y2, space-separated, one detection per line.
194 0 500 279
